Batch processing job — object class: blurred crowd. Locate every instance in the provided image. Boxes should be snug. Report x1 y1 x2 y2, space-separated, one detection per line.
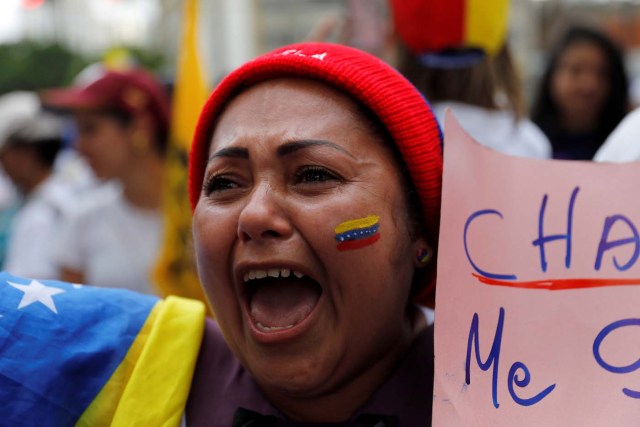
0 0 638 296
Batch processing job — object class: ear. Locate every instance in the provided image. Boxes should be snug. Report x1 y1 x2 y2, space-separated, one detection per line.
412 237 433 268
127 113 154 153
125 109 153 135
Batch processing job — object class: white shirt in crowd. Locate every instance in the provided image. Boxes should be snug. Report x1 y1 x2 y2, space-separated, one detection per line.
3 175 76 279
433 101 552 159
55 184 162 295
593 108 640 163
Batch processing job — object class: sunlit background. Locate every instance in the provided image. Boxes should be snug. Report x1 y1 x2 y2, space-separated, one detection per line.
2 0 640 101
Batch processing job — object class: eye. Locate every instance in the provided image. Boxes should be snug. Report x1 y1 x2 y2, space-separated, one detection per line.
294 166 341 184
203 174 238 195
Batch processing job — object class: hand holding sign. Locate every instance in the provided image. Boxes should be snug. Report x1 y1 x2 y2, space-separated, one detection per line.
434 112 640 426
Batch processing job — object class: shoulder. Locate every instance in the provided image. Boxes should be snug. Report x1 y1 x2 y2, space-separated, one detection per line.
441 104 551 158
508 118 553 158
594 108 640 162
60 184 121 229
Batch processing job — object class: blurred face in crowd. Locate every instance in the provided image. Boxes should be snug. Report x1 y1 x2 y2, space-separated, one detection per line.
0 146 30 192
73 110 135 180
551 40 611 126
192 78 425 418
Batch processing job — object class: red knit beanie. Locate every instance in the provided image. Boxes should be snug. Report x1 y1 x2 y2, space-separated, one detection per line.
188 42 442 299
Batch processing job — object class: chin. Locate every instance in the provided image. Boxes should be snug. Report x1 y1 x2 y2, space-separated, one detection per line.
252 357 333 398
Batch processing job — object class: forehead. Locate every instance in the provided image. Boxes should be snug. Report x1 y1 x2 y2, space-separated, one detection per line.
209 78 373 150
560 40 607 62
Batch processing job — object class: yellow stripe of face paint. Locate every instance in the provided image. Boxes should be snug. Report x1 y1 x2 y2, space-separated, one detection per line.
465 0 510 56
334 215 380 234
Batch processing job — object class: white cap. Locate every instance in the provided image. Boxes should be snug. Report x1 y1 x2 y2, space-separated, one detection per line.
0 91 41 143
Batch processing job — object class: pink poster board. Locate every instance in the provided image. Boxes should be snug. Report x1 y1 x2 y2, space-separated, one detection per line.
433 112 640 426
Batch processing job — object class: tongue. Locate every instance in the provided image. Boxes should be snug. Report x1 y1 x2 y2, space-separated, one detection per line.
250 278 321 329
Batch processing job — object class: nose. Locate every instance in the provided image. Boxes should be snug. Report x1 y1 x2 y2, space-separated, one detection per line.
237 182 293 242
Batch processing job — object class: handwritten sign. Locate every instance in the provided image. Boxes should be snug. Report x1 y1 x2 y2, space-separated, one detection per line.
433 112 640 426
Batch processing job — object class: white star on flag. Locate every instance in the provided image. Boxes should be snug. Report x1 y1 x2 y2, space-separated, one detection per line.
7 280 65 314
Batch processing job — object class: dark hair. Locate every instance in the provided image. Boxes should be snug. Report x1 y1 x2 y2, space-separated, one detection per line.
5 116 63 167
103 108 169 155
531 25 629 151
397 43 527 119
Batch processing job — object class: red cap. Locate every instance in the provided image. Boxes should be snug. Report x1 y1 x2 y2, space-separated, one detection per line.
41 68 171 138
188 42 443 299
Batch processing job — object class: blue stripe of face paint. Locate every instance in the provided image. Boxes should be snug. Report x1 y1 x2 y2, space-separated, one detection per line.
335 223 379 242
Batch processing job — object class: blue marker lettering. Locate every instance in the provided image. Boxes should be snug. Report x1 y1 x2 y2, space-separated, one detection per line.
593 318 640 399
508 362 556 406
466 307 505 408
531 187 579 273
594 215 640 271
464 210 517 280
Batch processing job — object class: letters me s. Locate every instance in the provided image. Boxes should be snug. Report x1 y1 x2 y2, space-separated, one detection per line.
433 112 640 427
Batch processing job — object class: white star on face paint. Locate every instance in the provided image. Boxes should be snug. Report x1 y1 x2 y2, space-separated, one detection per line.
7 280 65 314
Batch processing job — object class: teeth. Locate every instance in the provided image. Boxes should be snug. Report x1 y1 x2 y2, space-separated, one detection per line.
243 268 303 282
256 322 294 331
267 268 279 278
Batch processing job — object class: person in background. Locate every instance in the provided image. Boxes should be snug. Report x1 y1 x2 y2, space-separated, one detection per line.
0 114 74 279
531 25 629 160
41 68 171 295
391 0 552 159
0 91 41 267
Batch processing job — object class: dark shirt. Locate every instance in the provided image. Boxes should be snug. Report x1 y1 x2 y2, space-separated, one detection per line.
186 318 434 426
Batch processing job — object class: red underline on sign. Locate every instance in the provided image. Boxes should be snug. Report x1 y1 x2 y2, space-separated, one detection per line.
472 273 640 291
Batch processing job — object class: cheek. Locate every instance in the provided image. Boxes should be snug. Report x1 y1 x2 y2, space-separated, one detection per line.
311 191 414 288
192 205 239 303
551 71 571 99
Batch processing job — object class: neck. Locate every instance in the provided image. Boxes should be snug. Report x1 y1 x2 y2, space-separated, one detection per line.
120 152 165 210
22 168 52 197
263 309 425 422
560 111 599 134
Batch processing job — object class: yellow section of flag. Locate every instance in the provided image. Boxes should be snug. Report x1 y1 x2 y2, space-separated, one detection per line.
76 297 206 426
152 0 210 304
465 0 510 56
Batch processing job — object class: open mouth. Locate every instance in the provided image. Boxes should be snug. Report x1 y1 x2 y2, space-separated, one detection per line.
243 268 322 333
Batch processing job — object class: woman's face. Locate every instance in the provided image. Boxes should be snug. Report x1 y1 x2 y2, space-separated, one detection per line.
193 79 424 401
73 111 133 180
550 40 611 123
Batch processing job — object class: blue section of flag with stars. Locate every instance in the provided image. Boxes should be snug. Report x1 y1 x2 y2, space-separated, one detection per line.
0 272 159 426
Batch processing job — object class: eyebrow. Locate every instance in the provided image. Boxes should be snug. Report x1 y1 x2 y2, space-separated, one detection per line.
208 139 355 163
208 146 249 161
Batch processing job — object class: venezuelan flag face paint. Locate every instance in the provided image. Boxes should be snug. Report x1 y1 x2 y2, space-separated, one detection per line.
334 215 381 251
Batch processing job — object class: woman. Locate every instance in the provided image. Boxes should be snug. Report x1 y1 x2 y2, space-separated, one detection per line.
0 43 442 425
531 25 629 160
40 68 170 294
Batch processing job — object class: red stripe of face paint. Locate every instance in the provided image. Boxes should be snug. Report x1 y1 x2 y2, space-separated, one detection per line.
336 233 381 252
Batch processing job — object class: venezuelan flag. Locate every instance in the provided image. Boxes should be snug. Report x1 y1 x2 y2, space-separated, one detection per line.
335 215 381 251
391 0 510 56
0 272 205 426
152 0 209 304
